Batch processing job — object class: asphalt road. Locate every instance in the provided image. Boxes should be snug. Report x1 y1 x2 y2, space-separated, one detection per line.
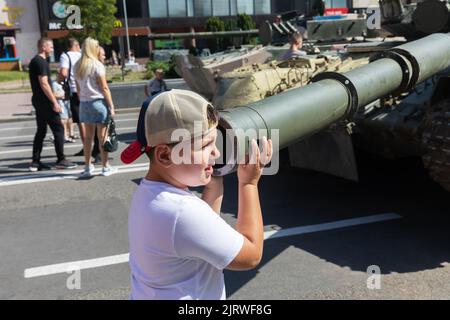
1 112 449 300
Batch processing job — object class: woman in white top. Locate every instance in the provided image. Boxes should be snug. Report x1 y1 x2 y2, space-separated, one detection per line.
74 37 117 177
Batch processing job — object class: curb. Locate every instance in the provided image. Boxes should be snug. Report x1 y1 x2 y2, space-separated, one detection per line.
0 107 141 124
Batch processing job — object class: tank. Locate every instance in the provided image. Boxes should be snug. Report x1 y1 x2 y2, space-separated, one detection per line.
380 0 450 38
155 0 450 192
211 28 450 192
173 45 272 101
213 51 372 110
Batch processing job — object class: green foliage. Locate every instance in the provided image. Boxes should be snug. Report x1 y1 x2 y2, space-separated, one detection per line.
236 13 255 30
224 19 238 31
223 19 239 48
61 0 117 45
205 16 225 32
145 57 178 80
0 71 28 83
205 17 225 52
236 13 257 45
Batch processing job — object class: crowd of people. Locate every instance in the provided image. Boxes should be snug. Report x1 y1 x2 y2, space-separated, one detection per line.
27 37 161 176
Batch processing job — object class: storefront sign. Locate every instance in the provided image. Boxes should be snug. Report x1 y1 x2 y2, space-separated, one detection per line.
52 1 68 19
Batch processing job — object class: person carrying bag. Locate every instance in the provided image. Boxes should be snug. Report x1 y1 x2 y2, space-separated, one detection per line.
103 115 118 153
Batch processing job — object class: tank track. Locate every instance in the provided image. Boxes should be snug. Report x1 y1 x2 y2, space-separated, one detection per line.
422 99 450 192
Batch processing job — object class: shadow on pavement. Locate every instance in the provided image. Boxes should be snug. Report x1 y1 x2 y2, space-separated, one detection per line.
223 149 450 296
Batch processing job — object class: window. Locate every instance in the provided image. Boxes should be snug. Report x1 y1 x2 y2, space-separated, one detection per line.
117 0 144 18
254 0 271 14
272 0 293 13
325 0 347 8
212 0 229 16
230 0 237 15
168 0 187 17
237 0 254 15
194 0 212 16
149 0 168 17
187 0 195 16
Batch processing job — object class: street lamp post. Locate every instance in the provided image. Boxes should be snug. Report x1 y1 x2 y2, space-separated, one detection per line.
122 0 131 64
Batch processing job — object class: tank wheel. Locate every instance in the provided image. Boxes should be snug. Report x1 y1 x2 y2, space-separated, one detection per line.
422 99 450 191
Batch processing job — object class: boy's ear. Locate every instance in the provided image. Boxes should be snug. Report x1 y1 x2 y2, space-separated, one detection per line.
154 145 173 168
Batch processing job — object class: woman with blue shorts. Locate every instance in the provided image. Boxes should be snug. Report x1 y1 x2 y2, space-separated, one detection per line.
74 37 117 177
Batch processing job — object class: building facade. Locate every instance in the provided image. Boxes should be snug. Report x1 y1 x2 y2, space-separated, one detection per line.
35 0 360 60
0 0 41 69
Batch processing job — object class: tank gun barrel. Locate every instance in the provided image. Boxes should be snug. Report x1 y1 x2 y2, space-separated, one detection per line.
148 29 259 40
214 32 450 176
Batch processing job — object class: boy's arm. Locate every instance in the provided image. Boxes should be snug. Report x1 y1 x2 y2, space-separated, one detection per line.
202 176 224 214
227 137 273 271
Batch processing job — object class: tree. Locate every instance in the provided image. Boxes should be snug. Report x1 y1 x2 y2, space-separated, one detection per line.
61 0 117 45
223 18 239 48
205 16 225 52
236 13 257 45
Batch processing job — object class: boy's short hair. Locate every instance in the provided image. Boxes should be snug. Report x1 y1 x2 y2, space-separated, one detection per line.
121 90 219 164
289 32 303 45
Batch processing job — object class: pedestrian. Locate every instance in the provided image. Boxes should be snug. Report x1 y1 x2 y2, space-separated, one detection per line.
91 46 108 164
59 38 84 155
74 37 117 177
144 68 168 98
277 32 307 61
122 89 273 300
28 37 77 172
111 50 119 65
51 79 74 143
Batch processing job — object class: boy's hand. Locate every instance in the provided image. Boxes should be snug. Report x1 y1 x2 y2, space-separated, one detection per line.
237 136 273 186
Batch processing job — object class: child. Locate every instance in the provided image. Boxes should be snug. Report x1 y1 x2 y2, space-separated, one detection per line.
122 89 273 300
51 80 74 143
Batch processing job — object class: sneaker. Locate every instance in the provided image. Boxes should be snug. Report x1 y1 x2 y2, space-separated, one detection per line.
73 148 84 156
65 137 76 143
55 159 78 170
80 164 95 178
29 161 52 172
101 166 118 177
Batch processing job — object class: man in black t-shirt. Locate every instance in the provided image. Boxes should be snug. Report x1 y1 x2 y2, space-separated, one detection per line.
28 37 76 171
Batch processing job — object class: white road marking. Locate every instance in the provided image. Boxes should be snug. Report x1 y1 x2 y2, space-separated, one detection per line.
0 117 138 132
23 213 402 278
0 163 148 187
0 127 136 141
263 213 402 239
0 139 134 155
24 254 130 278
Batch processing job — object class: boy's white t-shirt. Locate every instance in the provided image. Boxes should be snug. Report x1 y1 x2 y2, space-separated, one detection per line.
51 81 65 99
129 179 244 300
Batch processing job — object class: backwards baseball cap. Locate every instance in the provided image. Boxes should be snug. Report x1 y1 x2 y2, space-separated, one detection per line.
121 89 217 164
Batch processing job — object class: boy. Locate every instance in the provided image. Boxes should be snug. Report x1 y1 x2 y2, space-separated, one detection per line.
122 89 273 300
51 79 74 143
278 32 307 61
144 68 168 98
